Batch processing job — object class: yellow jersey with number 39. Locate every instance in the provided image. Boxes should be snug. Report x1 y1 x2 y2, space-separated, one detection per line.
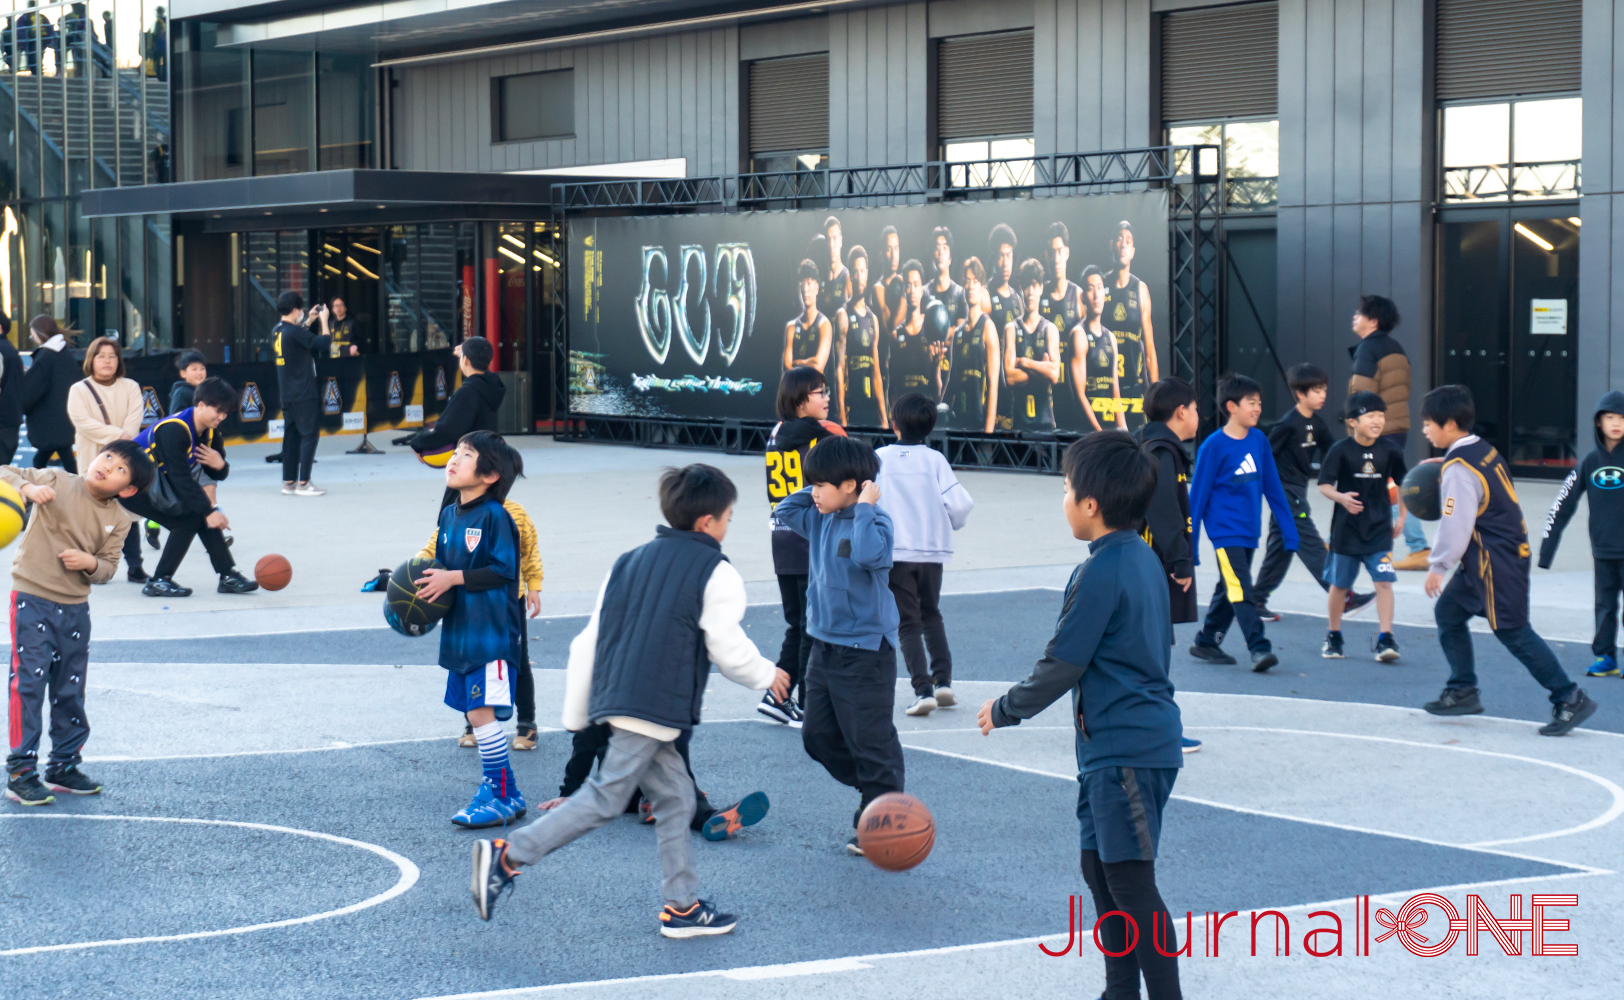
765 415 847 528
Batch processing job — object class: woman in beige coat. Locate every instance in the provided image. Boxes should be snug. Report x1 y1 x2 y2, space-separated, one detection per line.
67 336 148 581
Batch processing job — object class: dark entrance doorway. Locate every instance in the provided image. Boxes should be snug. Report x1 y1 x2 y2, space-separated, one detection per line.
1437 209 1579 477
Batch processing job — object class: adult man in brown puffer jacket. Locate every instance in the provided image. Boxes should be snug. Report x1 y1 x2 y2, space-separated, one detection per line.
1348 294 1430 568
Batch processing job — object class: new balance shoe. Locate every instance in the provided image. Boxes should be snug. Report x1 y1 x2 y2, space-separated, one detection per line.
1374 632 1401 663
1188 642 1236 665
701 791 770 842
905 695 938 716
217 570 260 594
1344 591 1376 615
933 686 957 707
1586 655 1620 678
1423 686 1484 716
43 766 102 795
1181 737 1202 753
1322 631 1345 659
512 725 538 751
659 899 737 939
756 692 794 725
1539 689 1598 737
1250 650 1279 673
639 800 656 825
1254 601 1281 622
470 838 519 921
4 770 54 806
452 780 525 829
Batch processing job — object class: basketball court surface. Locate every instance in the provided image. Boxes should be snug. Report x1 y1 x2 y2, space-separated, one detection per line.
1 438 1618 1000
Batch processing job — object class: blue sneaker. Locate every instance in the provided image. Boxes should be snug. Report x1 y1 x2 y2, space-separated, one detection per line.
1586 655 1620 678
452 780 526 829
471 838 519 921
702 791 770 841
1181 737 1202 753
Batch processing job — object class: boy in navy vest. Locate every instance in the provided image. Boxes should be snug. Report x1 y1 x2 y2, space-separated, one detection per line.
470 465 789 936
412 430 526 828
978 431 1184 1000
771 436 905 855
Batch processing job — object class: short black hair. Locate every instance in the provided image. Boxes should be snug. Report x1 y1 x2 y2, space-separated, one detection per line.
891 392 937 442
989 223 1016 252
1344 390 1387 419
1113 220 1133 239
1144 377 1197 422
1217 373 1263 416
192 376 238 413
659 464 738 530
900 258 925 281
276 291 303 315
1287 363 1329 394
1016 257 1046 290
847 245 867 265
1047 221 1070 246
458 430 523 504
961 256 986 286
1357 294 1400 332
932 226 953 250
797 259 821 283
824 215 841 233
776 365 827 420
175 349 207 372
460 336 493 372
881 225 898 240
1079 263 1105 285
803 434 880 487
99 439 154 493
1422 384 1475 433
1062 431 1156 530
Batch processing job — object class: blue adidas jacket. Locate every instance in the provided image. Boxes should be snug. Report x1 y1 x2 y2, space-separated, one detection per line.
1188 427 1298 560
433 496 521 674
772 488 900 650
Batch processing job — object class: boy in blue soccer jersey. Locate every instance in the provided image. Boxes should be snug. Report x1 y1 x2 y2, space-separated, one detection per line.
414 430 527 828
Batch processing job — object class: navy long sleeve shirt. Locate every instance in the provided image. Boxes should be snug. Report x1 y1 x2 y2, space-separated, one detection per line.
771 488 900 650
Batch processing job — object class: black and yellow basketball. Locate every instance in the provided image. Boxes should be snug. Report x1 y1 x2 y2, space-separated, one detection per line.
0 481 25 549
384 555 454 637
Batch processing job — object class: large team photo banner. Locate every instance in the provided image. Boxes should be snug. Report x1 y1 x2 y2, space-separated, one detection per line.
569 191 1169 434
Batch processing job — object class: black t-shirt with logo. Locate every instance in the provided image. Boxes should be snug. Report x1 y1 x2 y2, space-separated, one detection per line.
1318 435 1409 555
1268 406 1333 487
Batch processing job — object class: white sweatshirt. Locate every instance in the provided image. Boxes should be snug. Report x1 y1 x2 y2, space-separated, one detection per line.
875 443 975 563
562 559 776 740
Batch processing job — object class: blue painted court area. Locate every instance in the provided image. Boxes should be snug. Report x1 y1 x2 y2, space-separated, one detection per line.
0 721 1575 1000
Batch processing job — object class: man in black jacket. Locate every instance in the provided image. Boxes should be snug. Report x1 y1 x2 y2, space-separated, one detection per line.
21 316 81 472
399 337 504 508
0 317 22 465
272 292 330 497
122 377 258 598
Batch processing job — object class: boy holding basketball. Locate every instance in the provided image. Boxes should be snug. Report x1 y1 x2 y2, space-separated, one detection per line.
413 430 527 827
771 436 905 855
4 441 154 806
977 431 1183 1000
468 464 789 936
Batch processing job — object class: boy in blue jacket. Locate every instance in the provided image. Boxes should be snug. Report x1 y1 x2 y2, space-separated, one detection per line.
411 430 526 829
1188 374 1298 671
772 436 904 854
977 431 1183 1000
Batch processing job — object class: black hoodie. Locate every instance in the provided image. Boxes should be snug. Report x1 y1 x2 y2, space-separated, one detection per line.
410 370 506 453
1136 420 1198 623
1539 390 1624 565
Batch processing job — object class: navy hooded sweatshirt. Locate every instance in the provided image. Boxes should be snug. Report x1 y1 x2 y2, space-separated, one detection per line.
1540 390 1624 565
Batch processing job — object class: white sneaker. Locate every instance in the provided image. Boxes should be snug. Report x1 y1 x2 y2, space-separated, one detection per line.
293 483 327 497
933 686 956 707
280 483 297 495
905 695 937 717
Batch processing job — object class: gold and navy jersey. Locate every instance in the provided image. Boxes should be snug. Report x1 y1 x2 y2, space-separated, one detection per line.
1008 316 1057 430
1083 327 1117 398
943 313 995 427
1104 271 1147 388
766 416 846 519
888 319 936 401
791 311 827 364
1445 438 1530 556
843 310 883 426
818 265 851 321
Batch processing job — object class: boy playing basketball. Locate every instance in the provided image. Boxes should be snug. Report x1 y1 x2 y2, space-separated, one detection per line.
978 431 1183 1000
4 442 153 805
470 465 789 935
413 430 527 827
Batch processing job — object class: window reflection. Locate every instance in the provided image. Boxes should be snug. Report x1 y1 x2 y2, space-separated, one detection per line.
1167 119 1278 211
1442 98 1581 202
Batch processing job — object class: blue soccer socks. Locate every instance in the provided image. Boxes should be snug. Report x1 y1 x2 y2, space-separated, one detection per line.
473 721 520 800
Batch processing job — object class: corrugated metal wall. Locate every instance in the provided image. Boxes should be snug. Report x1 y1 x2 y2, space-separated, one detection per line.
1033 0 1153 157
1579 0 1624 416
829 2 932 168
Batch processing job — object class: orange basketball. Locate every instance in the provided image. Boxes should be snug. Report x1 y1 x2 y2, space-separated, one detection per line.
856 792 935 871
255 554 292 591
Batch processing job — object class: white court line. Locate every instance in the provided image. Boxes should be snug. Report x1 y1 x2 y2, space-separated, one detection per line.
83 734 465 763
0 814 419 956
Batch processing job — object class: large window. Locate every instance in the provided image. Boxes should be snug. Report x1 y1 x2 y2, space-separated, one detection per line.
493 69 573 143
1442 97 1581 202
1167 119 1278 211
942 137 1035 187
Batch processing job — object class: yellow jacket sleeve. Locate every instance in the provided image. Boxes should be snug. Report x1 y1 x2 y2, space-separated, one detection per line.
416 526 437 563
504 500 544 595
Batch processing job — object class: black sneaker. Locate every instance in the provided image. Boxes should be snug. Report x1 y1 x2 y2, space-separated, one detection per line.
782 700 804 729
1344 591 1376 615
142 577 192 598
4 770 54 806
1254 600 1281 622
43 765 102 795
1539 689 1598 737
756 692 793 725
846 835 865 857
1322 631 1345 658
145 522 161 550
1424 687 1484 716
217 570 260 594
659 899 737 938
1250 650 1279 672
1374 632 1401 663
470 838 519 921
127 565 149 584
1189 642 1237 665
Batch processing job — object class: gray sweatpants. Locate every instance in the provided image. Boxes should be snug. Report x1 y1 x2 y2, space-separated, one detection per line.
504 725 699 907
6 592 92 775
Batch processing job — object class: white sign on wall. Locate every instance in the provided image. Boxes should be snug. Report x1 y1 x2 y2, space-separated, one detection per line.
267 419 284 441
342 412 366 432
1530 298 1568 335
